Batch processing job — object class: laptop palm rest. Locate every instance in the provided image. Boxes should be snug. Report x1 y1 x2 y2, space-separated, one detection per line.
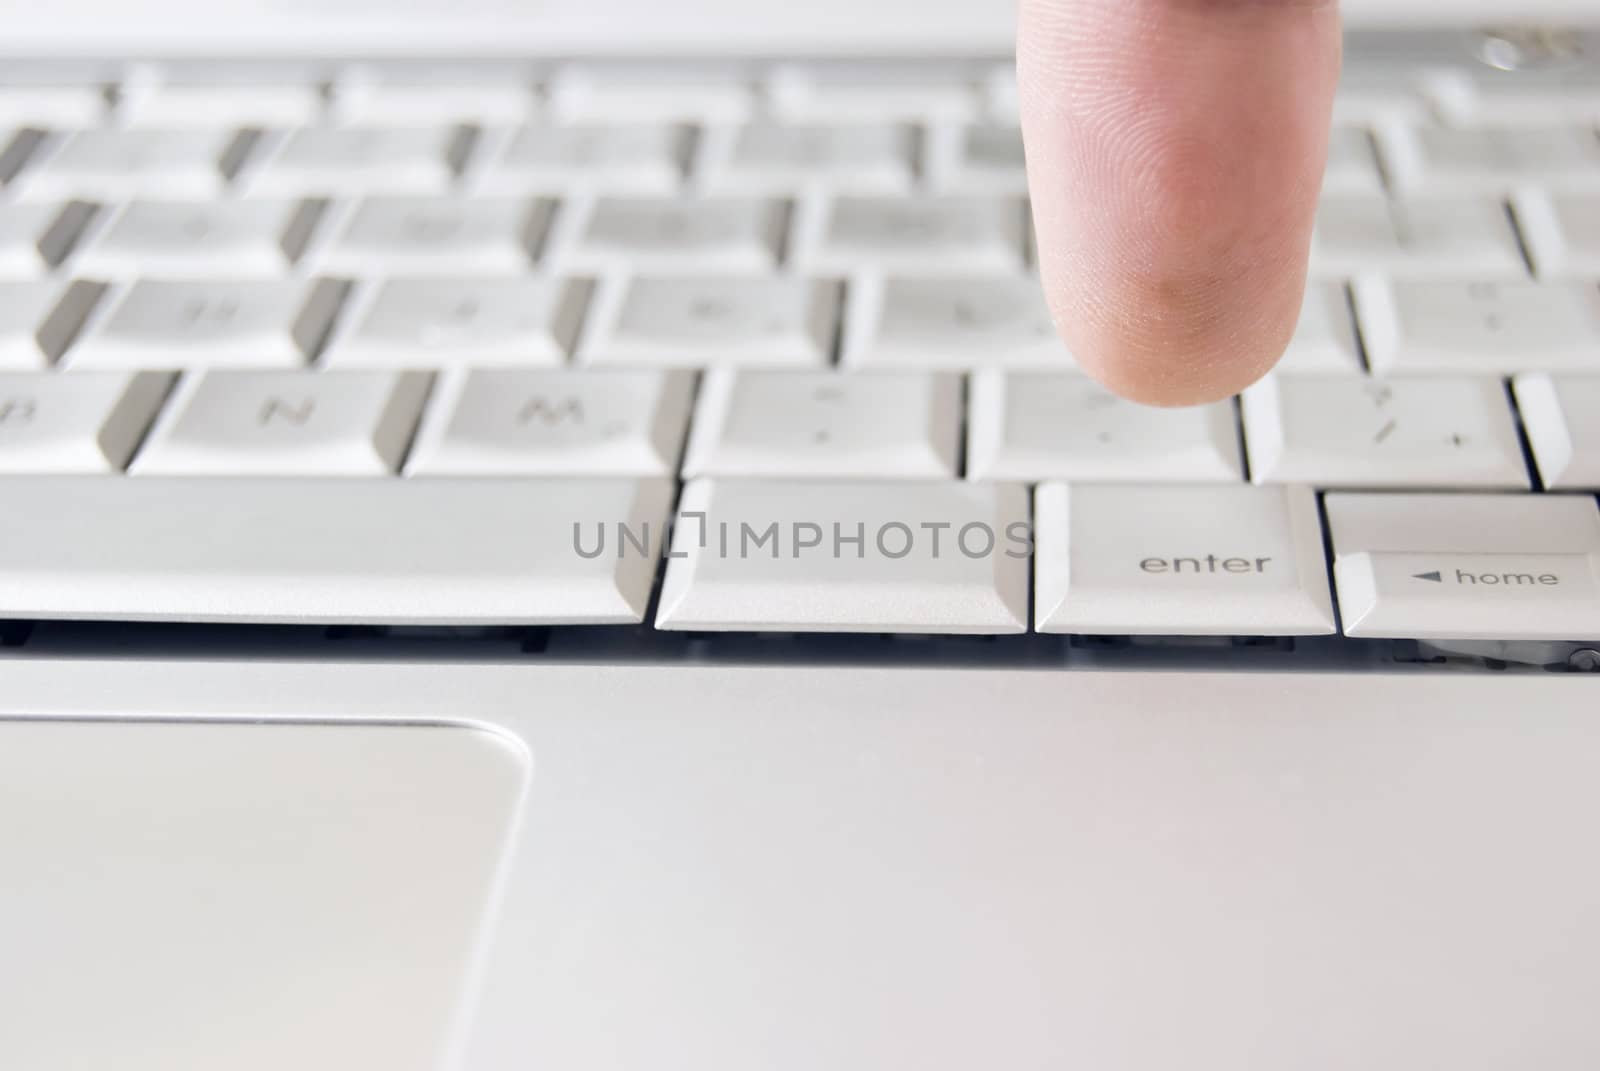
0 718 529 1071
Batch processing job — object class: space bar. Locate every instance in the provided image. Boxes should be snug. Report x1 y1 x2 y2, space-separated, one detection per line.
0 477 674 626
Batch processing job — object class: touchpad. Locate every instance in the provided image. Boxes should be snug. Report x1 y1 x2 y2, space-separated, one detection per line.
0 718 529 1071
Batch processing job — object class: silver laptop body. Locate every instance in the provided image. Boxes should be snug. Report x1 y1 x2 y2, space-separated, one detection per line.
2 2 1600 1068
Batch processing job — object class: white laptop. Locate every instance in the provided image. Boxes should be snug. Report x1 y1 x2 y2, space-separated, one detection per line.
2 1 1600 1069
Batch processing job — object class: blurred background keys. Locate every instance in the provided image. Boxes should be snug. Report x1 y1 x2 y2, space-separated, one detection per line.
557 196 784 274
325 278 588 368
580 276 838 368
0 370 172 473
132 369 431 476
316 196 550 275
407 368 693 477
793 195 1025 275
479 123 690 196
1515 190 1600 278
0 280 102 368
247 126 472 197
1312 193 1527 279
73 199 321 277
703 122 915 194
0 201 94 277
1354 278 1600 375
13 128 250 201
843 275 1070 370
66 279 346 369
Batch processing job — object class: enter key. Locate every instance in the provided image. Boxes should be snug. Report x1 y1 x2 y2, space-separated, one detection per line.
1328 494 1600 641
1033 483 1337 636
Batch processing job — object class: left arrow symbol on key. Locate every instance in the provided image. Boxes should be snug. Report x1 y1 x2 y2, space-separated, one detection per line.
1413 571 1443 583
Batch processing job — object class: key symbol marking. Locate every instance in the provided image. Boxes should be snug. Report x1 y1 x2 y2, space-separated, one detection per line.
0 397 37 425
952 302 982 328
404 214 460 242
689 298 732 322
518 395 585 426
259 396 315 427
182 297 239 327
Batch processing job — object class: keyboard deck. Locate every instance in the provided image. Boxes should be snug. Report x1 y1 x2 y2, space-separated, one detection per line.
3 46 1600 668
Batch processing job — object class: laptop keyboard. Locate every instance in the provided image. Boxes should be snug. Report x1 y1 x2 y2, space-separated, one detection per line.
2 56 1600 655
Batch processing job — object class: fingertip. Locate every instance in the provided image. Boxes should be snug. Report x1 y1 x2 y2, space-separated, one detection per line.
1040 223 1315 407
1019 0 1341 406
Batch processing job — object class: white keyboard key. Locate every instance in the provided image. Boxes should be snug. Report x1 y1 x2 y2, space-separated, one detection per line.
0 127 40 183
769 65 979 123
1034 483 1336 637
703 122 915 195
1331 69 1433 125
121 82 325 128
1514 374 1600 491
0 201 94 277
73 199 321 277
1322 125 1383 195
0 476 673 625
0 83 108 127
1354 278 1600 376
1277 283 1363 375
133 369 431 476
0 370 172 473
325 278 588 368
408 368 693 477
549 67 753 124
479 123 690 196
986 67 1018 121
682 369 961 479
333 74 535 125
657 478 1030 634
967 371 1242 482
1312 194 1527 279
67 279 346 370
843 275 1073 370
317 197 550 275
925 124 1027 195
580 276 837 369
1242 375 1527 489
1326 492 1600 640
248 126 472 197
14 128 249 201
794 196 1026 275
0 280 102 368
1379 122 1600 195
1430 71 1600 126
557 197 784 274
1514 190 1600 279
